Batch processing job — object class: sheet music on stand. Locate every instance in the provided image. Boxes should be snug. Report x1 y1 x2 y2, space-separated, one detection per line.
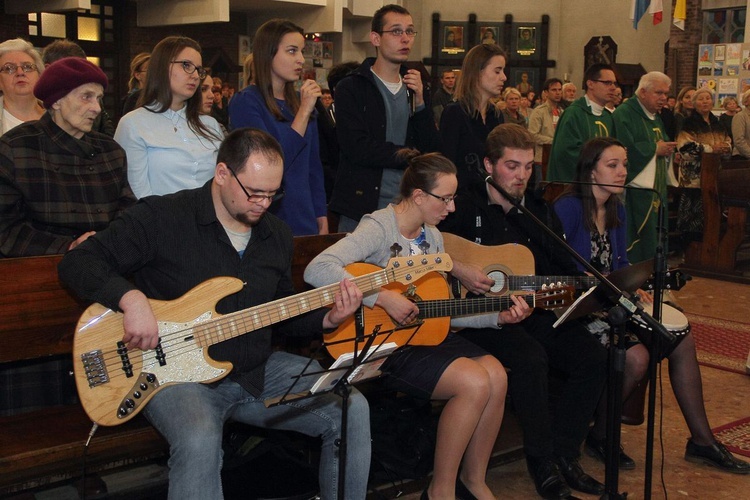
310 342 399 394
552 259 656 328
263 321 415 408
553 285 598 328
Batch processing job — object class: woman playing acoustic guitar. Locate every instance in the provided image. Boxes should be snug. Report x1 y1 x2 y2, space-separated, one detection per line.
305 151 533 499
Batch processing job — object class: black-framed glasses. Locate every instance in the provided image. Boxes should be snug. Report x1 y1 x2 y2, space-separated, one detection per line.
171 60 207 80
593 79 617 87
423 190 457 205
0 62 38 75
227 166 284 204
379 28 418 38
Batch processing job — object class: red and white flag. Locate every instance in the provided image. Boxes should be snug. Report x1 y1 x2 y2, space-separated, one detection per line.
650 0 663 25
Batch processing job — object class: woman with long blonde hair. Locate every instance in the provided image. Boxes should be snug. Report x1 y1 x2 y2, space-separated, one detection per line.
439 43 508 188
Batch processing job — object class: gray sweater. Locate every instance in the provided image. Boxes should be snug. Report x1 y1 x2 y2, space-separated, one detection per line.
304 205 500 329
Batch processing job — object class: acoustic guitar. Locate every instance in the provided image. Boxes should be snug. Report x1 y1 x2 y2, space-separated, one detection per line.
73 254 452 426
442 232 689 297
324 262 574 359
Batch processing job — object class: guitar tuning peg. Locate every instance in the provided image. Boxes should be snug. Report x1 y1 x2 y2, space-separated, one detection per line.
390 242 403 258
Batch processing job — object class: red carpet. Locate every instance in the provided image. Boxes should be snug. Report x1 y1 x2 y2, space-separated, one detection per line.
712 416 750 458
686 313 750 375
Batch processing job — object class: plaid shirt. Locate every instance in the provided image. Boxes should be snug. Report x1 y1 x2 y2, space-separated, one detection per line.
0 112 135 257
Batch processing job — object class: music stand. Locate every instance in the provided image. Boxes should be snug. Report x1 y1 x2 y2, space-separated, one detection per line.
554 259 655 325
265 320 428 500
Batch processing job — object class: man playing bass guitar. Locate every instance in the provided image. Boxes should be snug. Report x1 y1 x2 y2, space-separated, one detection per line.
59 128 371 500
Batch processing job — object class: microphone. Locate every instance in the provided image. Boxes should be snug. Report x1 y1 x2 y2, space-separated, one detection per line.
406 89 416 116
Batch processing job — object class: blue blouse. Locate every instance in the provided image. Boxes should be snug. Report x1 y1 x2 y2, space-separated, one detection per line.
553 195 630 273
228 85 327 236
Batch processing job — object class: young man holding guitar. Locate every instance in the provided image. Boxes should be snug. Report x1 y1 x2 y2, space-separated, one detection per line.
439 123 608 499
58 128 371 500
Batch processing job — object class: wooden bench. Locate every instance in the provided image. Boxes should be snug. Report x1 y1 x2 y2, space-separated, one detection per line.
0 233 346 496
684 152 750 275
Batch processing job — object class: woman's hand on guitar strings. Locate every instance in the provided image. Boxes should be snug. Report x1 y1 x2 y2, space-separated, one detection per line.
497 293 533 326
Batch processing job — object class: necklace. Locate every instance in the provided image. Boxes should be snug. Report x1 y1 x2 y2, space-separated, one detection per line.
167 110 180 133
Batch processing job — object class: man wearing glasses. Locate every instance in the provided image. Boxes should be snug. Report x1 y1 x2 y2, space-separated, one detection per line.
58 128 371 500
328 3 439 232
613 71 677 264
548 64 617 182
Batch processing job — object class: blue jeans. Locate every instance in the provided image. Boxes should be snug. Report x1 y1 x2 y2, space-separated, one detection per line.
143 351 371 499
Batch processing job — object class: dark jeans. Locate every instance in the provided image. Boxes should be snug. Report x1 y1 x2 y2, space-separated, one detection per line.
459 310 607 458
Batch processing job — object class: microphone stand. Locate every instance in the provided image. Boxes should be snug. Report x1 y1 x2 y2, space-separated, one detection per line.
542 179 670 499
643 189 668 500
487 176 674 499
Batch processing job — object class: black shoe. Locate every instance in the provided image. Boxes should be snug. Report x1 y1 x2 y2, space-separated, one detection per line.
685 438 750 474
526 455 572 499
455 477 478 500
585 434 636 470
556 456 605 495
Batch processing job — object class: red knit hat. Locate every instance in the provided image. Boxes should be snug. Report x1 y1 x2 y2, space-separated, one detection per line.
34 57 108 109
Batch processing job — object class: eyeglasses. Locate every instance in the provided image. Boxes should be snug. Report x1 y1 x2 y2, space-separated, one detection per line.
0 62 38 75
423 190 457 205
171 60 207 80
379 28 418 38
593 80 618 87
227 166 284 204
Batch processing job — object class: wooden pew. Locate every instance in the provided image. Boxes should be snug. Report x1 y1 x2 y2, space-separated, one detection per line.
684 153 750 274
0 233 346 496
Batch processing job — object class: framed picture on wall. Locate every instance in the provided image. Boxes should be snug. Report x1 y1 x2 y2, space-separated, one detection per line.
516 27 536 56
479 26 499 46
513 68 539 95
441 23 466 54
715 44 726 61
238 35 251 65
513 69 535 95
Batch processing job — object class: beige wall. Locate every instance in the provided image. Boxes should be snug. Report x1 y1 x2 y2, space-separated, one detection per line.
340 0 671 89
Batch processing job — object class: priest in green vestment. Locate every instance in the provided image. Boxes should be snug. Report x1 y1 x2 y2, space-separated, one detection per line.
613 71 677 263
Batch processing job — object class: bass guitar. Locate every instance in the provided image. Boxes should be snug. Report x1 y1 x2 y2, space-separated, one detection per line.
324 262 574 359
442 232 689 297
73 254 452 426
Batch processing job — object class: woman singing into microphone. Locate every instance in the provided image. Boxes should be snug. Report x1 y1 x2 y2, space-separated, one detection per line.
553 137 749 474
229 19 327 235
